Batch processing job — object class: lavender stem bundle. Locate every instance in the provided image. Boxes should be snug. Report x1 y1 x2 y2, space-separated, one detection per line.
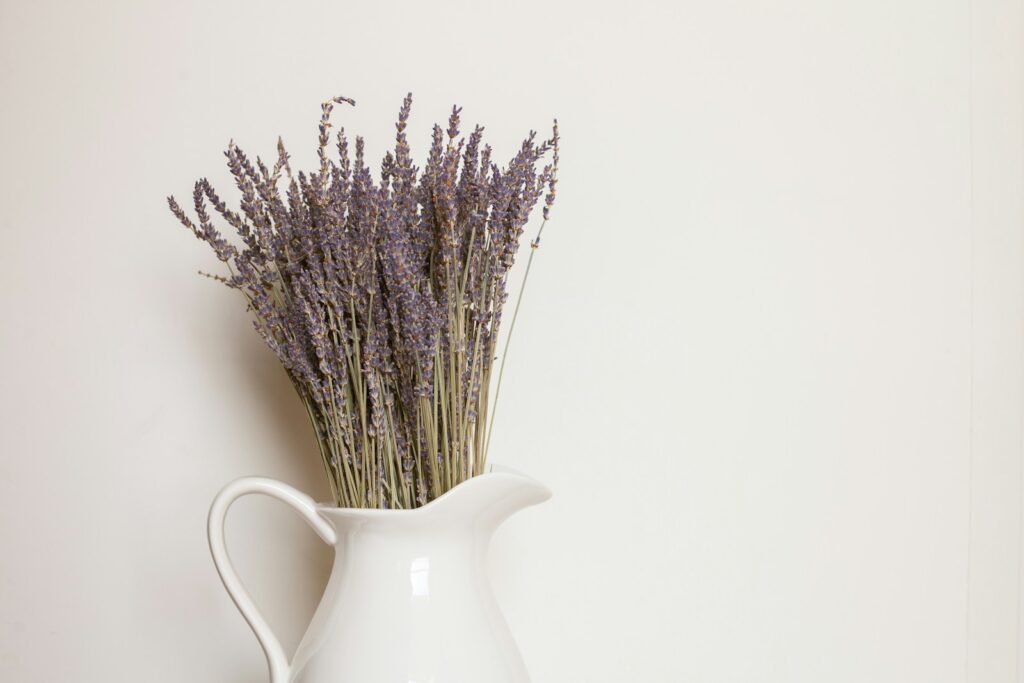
168 94 558 509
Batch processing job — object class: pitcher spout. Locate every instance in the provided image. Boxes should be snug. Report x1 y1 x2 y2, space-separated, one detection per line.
428 465 552 531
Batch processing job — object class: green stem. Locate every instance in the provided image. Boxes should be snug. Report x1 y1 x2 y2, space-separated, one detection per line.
483 219 547 460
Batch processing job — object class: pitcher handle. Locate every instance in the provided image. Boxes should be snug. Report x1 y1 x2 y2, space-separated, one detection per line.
207 477 337 683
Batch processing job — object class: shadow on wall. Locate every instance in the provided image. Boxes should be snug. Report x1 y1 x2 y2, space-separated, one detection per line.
176 272 336 673
228 310 337 585
239 318 338 674
233 317 333 500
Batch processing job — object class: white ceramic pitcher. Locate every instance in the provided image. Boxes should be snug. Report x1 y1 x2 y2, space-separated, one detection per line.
207 467 551 682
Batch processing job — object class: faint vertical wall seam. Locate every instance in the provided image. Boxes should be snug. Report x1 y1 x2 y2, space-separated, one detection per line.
1016 8 1024 678
1015 3 1024 681
965 0 975 682
1017 0 1024 665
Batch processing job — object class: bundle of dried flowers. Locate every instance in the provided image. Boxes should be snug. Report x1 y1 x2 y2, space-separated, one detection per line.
168 94 558 509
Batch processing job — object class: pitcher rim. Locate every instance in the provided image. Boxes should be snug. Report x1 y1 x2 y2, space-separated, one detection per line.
313 463 550 516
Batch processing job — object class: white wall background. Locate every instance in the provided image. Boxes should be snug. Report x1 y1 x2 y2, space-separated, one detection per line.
1 0 1021 681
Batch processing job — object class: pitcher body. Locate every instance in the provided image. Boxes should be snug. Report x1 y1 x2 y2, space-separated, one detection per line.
207 468 551 682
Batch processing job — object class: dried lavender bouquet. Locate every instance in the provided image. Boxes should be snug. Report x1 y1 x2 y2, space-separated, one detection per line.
168 94 558 509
